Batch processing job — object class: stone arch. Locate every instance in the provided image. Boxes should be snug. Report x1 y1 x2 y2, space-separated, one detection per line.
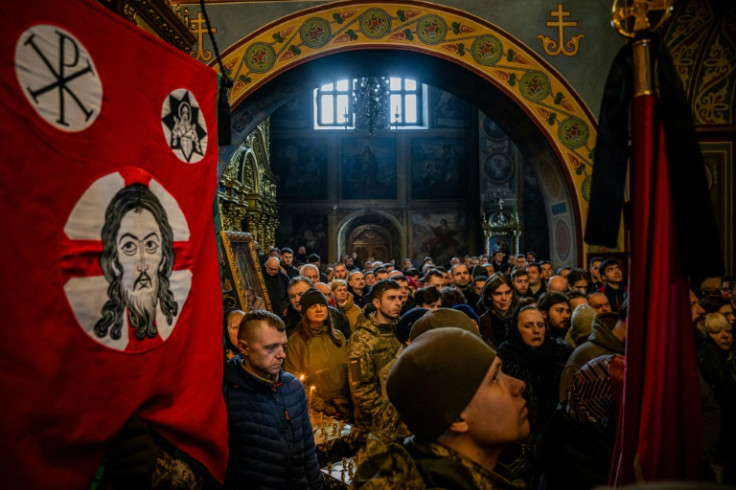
336 210 406 263
216 0 619 259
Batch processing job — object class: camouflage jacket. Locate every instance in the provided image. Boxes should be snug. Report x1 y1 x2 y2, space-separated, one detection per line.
370 397 411 443
346 312 401 429
351 435 526 490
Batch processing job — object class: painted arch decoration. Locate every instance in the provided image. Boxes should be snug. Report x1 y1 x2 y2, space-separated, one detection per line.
216 0 620 252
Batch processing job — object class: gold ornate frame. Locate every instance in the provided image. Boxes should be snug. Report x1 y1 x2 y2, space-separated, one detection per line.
220 230 272 312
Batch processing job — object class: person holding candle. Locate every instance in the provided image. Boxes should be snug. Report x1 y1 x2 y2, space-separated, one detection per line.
284 288 352 421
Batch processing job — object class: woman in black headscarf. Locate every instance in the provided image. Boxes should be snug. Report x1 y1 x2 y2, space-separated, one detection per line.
496 304 573 485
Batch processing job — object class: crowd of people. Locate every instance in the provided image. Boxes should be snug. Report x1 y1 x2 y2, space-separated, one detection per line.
211 246 735 489
107 246 736 489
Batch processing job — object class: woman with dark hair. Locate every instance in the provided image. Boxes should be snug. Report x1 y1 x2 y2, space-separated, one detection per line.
477 272 516 347
283 288 352 420
496 305 574 485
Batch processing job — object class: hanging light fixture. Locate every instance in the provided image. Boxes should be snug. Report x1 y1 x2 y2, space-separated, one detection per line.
344 77 399 136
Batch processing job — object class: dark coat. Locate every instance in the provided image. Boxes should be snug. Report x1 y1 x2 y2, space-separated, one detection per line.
536 408 615 490
264 271 290 313
599 283 626 312
225 356 323 489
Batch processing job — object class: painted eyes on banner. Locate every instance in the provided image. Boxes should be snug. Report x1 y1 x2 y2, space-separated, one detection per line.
161 89 208 164
15 24 103 132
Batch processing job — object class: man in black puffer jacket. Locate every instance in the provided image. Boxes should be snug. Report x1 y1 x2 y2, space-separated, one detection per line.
225 310 322 489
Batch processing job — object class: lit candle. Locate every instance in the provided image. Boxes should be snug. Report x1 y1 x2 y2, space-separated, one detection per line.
308 385 316 413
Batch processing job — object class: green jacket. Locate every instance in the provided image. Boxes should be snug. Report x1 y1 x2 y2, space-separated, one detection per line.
346 312 401 429
283 326 351 417
351 435 525 490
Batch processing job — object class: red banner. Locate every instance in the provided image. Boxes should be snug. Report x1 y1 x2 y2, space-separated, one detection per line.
0 0 228 486
612 94 702 484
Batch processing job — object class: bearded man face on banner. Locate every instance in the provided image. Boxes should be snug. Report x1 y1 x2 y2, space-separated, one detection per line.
94 183 179 341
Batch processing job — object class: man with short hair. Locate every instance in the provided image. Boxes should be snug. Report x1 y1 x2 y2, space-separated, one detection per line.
333 262 348 280
225 310 322 489
451 263 478 305
347 280 403 429
374 268 390 282
538 292 572 341
540 261 553 282
587 291 612 313
588 256 603 291
511 269 530 299
472 276 488 297
414 286 442 310
598 259 626 312
515 254 526 271
347 270 368 308
364 270 377 288
423 269 445 289
393 275 416 314
527 263 546 300
299 264 321 286
307 254 329 283
279 247 300 278
451 263 471 290
262 256 290 313
281 277 314 336
353 327 527 489
491 251 505 270
546 275 569 295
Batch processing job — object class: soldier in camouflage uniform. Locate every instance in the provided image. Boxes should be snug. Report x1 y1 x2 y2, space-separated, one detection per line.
352 328 528 490
346 280 403 430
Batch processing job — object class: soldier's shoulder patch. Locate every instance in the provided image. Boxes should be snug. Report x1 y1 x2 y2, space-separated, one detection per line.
349 357 362 382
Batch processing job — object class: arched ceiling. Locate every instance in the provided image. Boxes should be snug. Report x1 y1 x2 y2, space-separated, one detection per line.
214 0 619 255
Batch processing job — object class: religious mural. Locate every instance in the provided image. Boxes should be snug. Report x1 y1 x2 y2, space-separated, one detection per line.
342 138 397 200
275 213 329 261
270 137 328 200
411 137 467 199
430 87 471 129
411 212 468 266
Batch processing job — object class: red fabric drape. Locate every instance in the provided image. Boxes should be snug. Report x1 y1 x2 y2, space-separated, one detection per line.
611 94 703 485
0 0 228 486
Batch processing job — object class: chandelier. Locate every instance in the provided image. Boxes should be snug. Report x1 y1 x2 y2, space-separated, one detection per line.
345 77 399 136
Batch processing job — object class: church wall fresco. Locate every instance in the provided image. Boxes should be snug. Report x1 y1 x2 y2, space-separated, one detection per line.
410 137 467 200
270 137 328 200
410 211 468 266
341 138 398 200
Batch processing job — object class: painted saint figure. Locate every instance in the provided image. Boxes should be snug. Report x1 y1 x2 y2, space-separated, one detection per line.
171 102 201 161
94 183 178 344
